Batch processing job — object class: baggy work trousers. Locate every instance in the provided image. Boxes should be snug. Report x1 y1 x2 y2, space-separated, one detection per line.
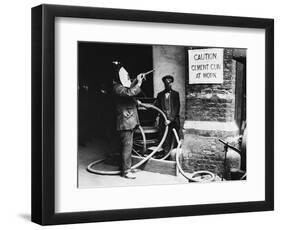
159 120 179 154
118 129 134 174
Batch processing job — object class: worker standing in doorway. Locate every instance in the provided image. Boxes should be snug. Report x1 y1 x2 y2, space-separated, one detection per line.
155 75 180 155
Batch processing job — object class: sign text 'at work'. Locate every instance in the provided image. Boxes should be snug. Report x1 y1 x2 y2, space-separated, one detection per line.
188 48 224 84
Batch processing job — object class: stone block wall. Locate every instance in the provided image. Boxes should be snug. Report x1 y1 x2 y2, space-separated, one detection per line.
182 48 241 176
181 135 225 175
181 127 240 176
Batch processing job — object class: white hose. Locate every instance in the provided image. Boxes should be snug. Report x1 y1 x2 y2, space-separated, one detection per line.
87 103 169 175
87 103 216 183
173 128 215 183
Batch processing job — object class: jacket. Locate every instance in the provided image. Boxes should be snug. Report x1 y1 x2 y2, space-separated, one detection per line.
112 81 141 131
155 89 180 126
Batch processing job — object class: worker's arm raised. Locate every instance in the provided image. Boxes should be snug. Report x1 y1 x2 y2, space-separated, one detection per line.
113 74 144 97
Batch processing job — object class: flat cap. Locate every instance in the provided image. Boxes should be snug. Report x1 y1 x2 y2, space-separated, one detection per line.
162 75 174 83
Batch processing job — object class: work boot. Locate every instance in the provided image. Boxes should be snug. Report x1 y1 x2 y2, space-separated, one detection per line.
122 171 136 179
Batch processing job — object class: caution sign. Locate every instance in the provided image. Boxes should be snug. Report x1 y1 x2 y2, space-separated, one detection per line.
188 48 224 84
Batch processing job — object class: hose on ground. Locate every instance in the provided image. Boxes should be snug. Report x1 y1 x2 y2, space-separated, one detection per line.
173 128 215 182
87 103 216 182
87 103 169 175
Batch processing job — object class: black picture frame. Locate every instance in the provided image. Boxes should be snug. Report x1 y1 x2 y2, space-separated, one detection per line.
31 4 274 225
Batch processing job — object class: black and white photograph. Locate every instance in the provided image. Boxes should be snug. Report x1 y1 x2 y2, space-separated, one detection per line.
77 42 247 188
29 2 274 226
0 0 278 228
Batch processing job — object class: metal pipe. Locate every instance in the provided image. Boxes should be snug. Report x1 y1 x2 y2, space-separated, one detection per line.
218 138 241 153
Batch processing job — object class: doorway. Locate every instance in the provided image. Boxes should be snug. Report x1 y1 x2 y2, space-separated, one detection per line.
78 42 153 145
234 57 246 133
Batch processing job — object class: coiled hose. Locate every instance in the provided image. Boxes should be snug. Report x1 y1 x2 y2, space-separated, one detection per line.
87 103 215 182
87 103 169 175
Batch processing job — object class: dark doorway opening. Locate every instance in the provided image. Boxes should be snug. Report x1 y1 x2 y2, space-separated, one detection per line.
234 57 246 133
78 42 153 146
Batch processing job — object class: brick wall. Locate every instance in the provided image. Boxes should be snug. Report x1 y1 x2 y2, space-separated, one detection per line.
182 48 241 176
185 48 236 122
181 133 240 177
151 46 244 177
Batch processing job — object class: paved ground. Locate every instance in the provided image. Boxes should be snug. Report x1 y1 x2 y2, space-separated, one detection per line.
78 138 188 188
